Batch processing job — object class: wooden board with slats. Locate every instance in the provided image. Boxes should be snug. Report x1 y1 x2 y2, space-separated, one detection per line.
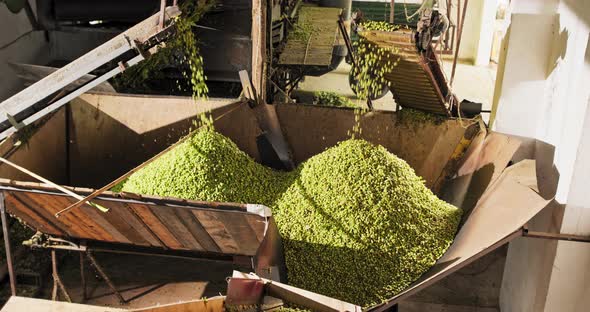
279 6 342 66
0 180 267 257
360 29 455 116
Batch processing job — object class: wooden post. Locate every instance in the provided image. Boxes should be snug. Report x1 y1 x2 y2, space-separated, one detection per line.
251 0 267 102
159 0 167 30
80 252 87 302
0 193 16 296
390 0 395 24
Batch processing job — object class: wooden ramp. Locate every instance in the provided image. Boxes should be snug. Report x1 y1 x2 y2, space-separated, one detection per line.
278 6 342 66
0 180 267 257
360 29 456 116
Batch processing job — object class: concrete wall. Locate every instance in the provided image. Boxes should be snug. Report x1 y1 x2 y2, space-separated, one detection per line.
494 0 590 311
0 3 50 101
458 0 497 65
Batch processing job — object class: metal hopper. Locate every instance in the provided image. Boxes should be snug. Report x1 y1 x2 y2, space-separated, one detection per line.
0 90 555 309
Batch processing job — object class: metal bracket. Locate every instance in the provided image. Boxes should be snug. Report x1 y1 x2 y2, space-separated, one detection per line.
6 113 24 130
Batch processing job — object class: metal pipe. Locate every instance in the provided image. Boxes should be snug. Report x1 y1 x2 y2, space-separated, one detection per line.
80 252 87 302
0 193 16 296
87 251 126 304
523 229 590 243
450 0 468 86
0 156 108 213
159 0 167 30
51 249 72 302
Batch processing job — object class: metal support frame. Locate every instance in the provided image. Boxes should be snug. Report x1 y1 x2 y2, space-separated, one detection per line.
48 245 126 304
51 249 72 302
0 7 180 140
522 226 590 243
0 193 16 296
338 15 373 110
80 252 87 302
86 250 126 304
26 235 247 304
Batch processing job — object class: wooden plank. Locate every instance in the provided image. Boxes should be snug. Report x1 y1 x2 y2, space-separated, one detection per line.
51 195 115 241
132 296 225 312
78 204 135 245
3 192 64 236
191 210 240 254
244 215 266 243
1 296 126 312
7 192 70 234
174 207 222 253
150 206 204 250
214 211 260 256
279 7 341 66
128 204 185 250
103 201 161 247
23 193 105 240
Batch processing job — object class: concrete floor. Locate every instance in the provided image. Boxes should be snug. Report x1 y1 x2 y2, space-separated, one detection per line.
298 58 497 118
40 252 244 310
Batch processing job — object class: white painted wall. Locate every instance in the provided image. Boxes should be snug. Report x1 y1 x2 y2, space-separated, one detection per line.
495 0 590 311
474 0 497 65
457 0 499 65
458 0 483 62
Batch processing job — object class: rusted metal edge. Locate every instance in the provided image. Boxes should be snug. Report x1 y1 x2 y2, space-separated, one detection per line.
35 236 244 263
431 120 484 194
417 54 452 116
0 181 260 216
367 229 523 312
55 101 247 217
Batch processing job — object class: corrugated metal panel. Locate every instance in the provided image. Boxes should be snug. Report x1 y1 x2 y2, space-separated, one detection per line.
0 180 267 257
361 29 454 116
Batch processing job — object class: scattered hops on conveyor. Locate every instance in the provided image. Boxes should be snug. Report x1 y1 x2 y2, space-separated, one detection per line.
114 129 462 307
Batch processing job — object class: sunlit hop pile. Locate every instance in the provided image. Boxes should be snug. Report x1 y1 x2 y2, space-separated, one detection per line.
115 129 462 307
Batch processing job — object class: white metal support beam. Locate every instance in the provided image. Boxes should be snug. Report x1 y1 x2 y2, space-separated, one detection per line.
0 6 180 140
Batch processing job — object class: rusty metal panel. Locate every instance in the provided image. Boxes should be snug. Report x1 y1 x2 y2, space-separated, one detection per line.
0 180 268 257
275 104 479 189
361 29 453 116
368 159 551 311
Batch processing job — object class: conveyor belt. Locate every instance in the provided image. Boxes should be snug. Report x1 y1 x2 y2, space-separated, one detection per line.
360 29 456 116
0 6 180 140
278 7 342 66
